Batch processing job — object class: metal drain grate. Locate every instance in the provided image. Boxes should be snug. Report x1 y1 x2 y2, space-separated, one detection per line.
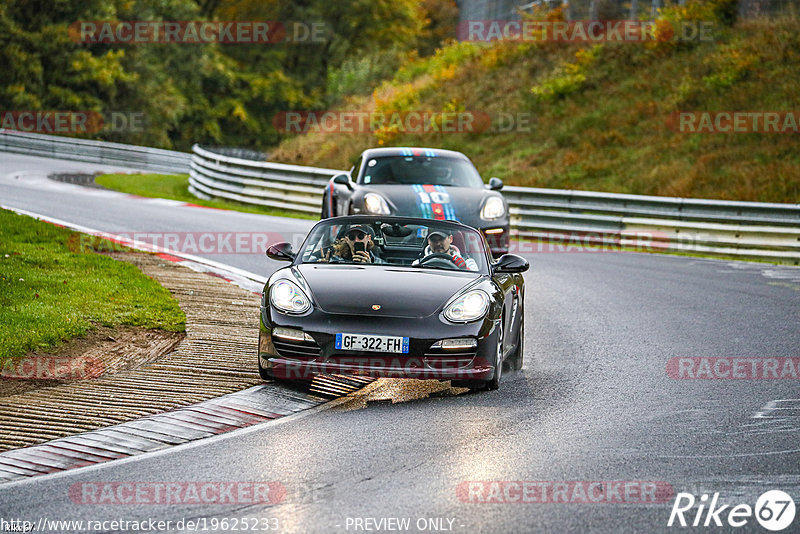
309 374 376 398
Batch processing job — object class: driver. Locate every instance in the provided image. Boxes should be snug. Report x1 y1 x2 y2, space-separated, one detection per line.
414 230 478 271
328 224 382 264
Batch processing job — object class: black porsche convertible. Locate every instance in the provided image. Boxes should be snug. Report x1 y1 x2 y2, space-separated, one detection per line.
258 215 528 391
321 147 510 256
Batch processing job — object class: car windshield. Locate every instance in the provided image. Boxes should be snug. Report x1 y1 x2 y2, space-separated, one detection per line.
298 218 489 273
360 156 484 188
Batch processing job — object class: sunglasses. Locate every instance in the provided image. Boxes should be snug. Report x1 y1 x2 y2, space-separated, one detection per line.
346 230 367 240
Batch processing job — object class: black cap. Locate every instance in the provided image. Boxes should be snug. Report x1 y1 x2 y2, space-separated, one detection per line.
347 224 374 237
427 230 450 240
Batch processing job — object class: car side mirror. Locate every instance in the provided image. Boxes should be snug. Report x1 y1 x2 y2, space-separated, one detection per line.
266 242 295 262
333 173 353 190
492 254 529 274
488 177 504 191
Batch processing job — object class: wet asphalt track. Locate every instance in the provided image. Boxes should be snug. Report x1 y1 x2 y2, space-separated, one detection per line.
1 153 800 533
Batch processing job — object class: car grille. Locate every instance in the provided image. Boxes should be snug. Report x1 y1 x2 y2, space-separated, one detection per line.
272 338 321 360
423 345 477 369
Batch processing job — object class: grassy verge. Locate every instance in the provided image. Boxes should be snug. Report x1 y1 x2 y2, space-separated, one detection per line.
270 8 800 203
95 173 317 220
0 208 186 359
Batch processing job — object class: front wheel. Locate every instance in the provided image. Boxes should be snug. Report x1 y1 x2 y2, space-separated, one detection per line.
321 191 333 219
450 315 504 392
508 310 524 371
483 317 503 390
258 358 273 380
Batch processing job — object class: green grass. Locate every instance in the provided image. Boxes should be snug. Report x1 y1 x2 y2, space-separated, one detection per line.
95 173 317 220
270 9 800 203
0 209 186 359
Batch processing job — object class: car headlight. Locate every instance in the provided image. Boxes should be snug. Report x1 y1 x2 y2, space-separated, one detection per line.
481 196 505 220
444 290 490 323
270 280 311 314
364 193 391 215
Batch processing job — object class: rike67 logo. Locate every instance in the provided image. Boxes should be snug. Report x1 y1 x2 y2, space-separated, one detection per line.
668 490 796 531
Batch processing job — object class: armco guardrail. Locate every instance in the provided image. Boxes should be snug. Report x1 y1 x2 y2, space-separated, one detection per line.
190 145 800 263
0 130 190 174
189 144 341 214
3 133 795 263
503 186 800 262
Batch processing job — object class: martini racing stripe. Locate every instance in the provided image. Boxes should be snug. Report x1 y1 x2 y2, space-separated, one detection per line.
436 185 458 220
412 184 433 219
423 184 446 220
412 184 459 221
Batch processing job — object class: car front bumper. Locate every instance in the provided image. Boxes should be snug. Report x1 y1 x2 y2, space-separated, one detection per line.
258 308 500 381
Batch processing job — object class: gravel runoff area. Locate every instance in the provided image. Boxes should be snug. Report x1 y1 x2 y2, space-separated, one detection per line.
0 252 265 452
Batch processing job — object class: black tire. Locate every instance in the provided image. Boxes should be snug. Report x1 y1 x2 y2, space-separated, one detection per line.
451 318 503 392
509 309 524 371
258 357 273 380
484 318 503 390
321 191 332 219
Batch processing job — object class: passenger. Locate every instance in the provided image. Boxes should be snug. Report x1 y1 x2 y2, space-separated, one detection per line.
414 229 478 271
328 224 382 264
